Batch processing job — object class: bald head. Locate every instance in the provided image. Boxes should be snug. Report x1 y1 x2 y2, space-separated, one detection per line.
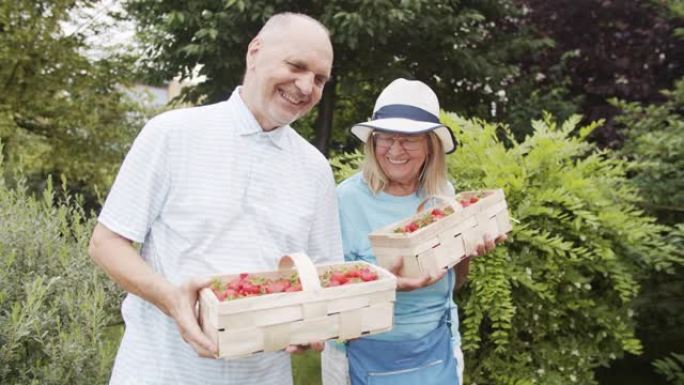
258 13 331 42
240 13 334 130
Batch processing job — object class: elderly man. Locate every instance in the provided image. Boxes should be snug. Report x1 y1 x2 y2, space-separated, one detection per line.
88 13 342 385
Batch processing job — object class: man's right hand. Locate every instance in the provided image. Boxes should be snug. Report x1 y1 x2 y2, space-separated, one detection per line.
88 223 218 358
164 277 218 358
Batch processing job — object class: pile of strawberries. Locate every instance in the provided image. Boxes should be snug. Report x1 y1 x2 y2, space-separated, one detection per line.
458 195 480 208
211 264 379 302
394 207 455 234
393 193 485 234
320 264 378 287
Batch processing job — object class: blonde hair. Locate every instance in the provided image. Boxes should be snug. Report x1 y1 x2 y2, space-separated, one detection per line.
361 131 450 197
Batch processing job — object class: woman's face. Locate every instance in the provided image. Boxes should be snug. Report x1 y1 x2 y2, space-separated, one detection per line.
373 132 429 189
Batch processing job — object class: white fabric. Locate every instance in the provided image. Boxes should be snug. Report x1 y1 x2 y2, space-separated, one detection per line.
321 344 350 385
455 346 465 385
99 88 343 385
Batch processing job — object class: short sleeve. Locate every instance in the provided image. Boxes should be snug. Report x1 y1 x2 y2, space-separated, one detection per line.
98 118 171 243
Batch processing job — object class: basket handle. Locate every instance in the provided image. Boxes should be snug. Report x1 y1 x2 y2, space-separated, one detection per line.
416 195 461 214
278 253 322 292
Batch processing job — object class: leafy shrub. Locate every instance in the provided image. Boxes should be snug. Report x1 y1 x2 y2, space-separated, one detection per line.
438 112 683 385
611 78 684 382
0 155 123 384
611 78 684 225
654 352 684 385
330 150 364 184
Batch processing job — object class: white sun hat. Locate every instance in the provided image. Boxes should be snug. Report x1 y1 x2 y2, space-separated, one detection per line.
351 78 456 154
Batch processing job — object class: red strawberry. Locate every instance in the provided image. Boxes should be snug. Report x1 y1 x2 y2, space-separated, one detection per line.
345 269 361 278
404 222 419 233
213 288 228 301
430 209 446 219
360 268 378 282
227 278 242 291
286 283 302 292
266 281 287 293
469 196 479 204
241 282 260 295
460 199 471 208
330 271 348 285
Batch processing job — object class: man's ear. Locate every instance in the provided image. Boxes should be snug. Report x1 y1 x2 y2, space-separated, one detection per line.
245 37 261 70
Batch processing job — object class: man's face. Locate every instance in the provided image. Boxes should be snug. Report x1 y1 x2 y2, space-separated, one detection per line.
243 22 333 130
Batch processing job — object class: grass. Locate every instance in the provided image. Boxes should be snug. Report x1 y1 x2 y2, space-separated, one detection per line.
293 351 322 385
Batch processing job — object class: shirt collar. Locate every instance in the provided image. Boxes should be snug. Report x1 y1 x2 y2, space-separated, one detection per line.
228 87 289 150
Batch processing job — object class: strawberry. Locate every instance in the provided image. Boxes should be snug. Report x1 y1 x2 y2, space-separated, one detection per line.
241 282 260 295
212 287 227 301
266 281 287 293
286 283 302 292
431 208 445 217
469 196 479 204
404 222 419 233
345 269 361 278
227 278 242 291
360 268 378 282
330 271 348 285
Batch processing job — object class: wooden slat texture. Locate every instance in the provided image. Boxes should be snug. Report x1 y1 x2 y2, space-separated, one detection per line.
199 257 397 359
369 189 514 278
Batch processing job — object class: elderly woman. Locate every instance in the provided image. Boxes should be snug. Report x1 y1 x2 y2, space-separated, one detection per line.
322 78 502 385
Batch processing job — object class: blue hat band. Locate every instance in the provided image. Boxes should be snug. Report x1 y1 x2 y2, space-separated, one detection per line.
372 104 440 124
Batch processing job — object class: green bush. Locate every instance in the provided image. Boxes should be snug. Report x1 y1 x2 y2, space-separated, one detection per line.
611 77 684 383
438 112 683 384
653 352 684 385
611 78 684 225
0 155 123 384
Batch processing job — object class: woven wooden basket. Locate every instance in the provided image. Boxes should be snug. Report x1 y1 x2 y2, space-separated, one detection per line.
368 189 512 278
199 253 397 359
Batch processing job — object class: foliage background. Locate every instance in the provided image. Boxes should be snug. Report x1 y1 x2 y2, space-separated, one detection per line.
124 0 552 154
0 165 123 384
0 0 146 206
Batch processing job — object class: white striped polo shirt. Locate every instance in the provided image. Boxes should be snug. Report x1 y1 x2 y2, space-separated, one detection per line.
98 88 343 385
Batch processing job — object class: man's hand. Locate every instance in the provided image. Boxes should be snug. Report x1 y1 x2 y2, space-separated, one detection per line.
165 277 218 358
285 341 325 354
88 224 218 358
389 257 447 291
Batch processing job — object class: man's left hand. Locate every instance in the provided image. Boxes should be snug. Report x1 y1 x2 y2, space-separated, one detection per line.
285 341 325 354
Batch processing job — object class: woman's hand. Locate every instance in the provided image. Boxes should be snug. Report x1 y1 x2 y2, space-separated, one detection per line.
389 257 447 291
471 233 508 257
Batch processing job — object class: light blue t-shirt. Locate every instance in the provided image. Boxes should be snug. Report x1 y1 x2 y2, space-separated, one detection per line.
337 173 461 346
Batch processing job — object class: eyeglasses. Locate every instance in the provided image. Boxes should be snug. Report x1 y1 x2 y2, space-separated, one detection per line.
372 132 427 151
